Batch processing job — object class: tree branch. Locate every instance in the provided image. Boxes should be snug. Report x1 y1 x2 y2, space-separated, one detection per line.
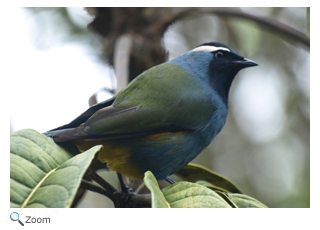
204 8 310 48
80 179 115 202
150 7 309 49
81 179 152 208
84 168 152 207
87 169 118 194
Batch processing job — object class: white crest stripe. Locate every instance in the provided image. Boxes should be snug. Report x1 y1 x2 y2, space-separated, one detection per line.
191 46 230 53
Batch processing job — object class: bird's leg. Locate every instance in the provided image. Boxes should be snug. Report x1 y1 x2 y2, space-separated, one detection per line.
117 173 134 195
114 173 135 206
165 176 176 184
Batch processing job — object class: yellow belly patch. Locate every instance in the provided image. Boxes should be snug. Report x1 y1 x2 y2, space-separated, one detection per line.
73 139 144 179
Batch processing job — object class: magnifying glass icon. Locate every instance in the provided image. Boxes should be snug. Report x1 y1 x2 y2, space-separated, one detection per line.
10 212 24 226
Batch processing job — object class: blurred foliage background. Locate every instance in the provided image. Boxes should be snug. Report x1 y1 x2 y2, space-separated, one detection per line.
12 7 309 208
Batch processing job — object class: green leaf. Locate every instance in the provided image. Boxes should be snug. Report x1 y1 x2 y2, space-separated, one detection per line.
144 171 232 208
162 182 232 208
175 163 242 193
144 171 169 208
10 129 102 208
227 193 268 208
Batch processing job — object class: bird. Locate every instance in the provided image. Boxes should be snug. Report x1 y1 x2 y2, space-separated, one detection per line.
45 42 258 185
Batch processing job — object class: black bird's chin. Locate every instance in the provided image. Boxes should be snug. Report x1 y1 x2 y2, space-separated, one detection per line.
210 69 239 105
208 58 257 105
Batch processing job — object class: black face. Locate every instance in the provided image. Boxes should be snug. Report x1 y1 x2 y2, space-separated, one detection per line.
210 49 255 72
196 42 257 71
196 42 258 104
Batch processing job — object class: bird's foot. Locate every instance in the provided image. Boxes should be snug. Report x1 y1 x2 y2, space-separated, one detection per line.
113 185 135 206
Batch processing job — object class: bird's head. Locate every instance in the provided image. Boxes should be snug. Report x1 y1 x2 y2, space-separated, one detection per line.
171 42 258 104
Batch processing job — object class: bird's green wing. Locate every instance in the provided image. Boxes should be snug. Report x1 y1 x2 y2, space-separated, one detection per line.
84 63 215 136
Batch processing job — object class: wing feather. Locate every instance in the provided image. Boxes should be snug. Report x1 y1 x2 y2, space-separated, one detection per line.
51 63 215 143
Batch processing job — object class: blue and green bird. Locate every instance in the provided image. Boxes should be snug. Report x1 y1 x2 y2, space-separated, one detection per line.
45 42 257 181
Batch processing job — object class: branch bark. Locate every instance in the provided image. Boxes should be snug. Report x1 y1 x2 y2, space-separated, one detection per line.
80 179 152 208
82 168 152 207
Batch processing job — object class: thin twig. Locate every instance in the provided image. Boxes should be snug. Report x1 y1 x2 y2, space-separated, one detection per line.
134 181 145 194
80 179 116 202
87 169 118 194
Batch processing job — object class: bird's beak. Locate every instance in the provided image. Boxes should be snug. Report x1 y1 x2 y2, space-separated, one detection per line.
232 58 258 67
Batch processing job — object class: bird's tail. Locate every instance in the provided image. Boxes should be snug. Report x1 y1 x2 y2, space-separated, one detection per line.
43 128 81 155
43 129 73 139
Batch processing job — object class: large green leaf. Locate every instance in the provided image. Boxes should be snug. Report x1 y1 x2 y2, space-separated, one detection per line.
144 171 231 208
175 163 242 193
10 129 102 208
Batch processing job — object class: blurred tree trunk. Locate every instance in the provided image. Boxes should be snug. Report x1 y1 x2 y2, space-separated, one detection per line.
86 7 171 90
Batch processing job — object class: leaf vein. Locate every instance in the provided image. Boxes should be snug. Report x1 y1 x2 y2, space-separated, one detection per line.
21 167 57 208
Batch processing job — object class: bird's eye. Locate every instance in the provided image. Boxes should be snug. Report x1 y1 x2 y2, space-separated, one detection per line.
215 52 224 58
